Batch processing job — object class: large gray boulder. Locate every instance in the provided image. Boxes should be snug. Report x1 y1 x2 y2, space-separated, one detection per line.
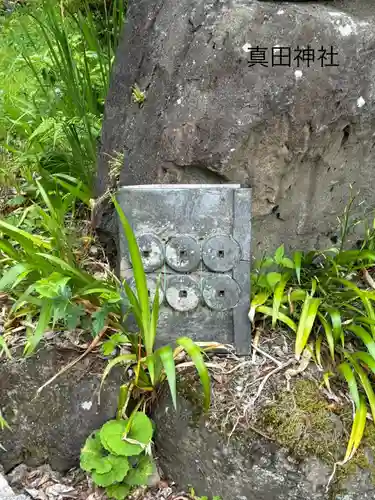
0 347 123 473
98 0 375 256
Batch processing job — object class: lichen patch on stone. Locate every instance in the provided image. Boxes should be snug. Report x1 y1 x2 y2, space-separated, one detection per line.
81 401 92 411
357 96 366 108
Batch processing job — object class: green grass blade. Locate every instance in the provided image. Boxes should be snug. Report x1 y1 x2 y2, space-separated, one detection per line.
257 306 297 332
293 251 302 284
150 283 160 353
362 295 375 338
347 324 375 362
0 411 11 430
289 289 307 302
249 292 269 323
352 351 375 374
0 264 28 291
338 362 360 409
176 337 211 411
355 316 375 327
334 279 375 337
35 178 56 218
116 384 130 419
23 300 53 356
122 280 143 331
336 250 375 265
317 312 335 361
343 396 367 463
0 335 11 359
53 175 91 206
295 295 321 359
327 308 342 344
272 274 289 328
113 198 151 350
0 240 23 261
100 354 136 394
157 345 177 410
35 253 92 283
351 358 375 423
0 219 51 251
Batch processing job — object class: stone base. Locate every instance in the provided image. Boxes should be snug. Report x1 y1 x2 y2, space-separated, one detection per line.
0 347 124 473
152 389 375 500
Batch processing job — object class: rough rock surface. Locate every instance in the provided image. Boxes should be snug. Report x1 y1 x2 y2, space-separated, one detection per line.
0 347 123 473
0 472 28 500
98 0 375 256
152 390 375 500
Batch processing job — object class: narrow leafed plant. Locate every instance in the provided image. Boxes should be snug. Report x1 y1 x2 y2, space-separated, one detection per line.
0 177 122 355
1 0 125 191
250 233 375 463
100 197 214 416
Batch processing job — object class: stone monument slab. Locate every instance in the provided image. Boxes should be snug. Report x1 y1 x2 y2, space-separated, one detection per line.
116 184 251 354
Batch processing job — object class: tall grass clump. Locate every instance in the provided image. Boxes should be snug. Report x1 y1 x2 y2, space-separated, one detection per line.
0 0 125 192
250 199 375 464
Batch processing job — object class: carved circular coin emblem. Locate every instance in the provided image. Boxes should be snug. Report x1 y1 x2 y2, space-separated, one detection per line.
128 277 165 305
165 235 201 272
165 275 200 312
202 235 240 272
202 275 240 311
133 233 164 272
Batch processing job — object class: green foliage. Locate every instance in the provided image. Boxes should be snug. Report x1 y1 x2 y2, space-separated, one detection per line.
189 488 222 500
0 0 125 191
101 198 213 415
2 5 213 497
100 413 153 456
0 176 122 354
80 412 154 499
131 84 145 107
0 410 10 430
250 220 375 463
102 332 129 356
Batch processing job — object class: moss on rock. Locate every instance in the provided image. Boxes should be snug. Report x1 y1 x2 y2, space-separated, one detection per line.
256 379 346 462
254 378 375 490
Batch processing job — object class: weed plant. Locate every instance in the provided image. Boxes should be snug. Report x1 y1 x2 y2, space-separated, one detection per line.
0 0 124 192
250 201 375 463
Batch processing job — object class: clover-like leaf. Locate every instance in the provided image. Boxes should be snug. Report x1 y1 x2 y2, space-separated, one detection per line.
125 455 154 486
80 432 111 473
106 483 131 500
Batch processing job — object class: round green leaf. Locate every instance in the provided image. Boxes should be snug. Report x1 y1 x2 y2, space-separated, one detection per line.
92 468 118 487
266 272 281 289
108 455 130 482
125 455 154 486
100 420 129 456
128 412 153 446
106 483 131 500
100 414 153 457
80 432 111 473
